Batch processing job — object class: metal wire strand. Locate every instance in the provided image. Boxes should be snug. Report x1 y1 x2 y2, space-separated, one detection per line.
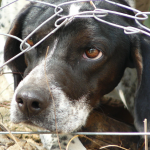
1 131 150 136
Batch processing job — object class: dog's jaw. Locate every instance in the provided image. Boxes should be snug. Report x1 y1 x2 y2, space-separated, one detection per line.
11 60 92 133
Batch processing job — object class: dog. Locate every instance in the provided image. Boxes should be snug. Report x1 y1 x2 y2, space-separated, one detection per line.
3 0 150 149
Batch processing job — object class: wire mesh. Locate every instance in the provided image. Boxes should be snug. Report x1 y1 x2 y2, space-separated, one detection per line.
0 0 150 137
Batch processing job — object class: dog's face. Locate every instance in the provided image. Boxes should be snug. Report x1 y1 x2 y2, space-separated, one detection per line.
4 0 150 133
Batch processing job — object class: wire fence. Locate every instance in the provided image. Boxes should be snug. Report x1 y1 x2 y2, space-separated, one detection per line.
0 0 150 69
0 0 150 149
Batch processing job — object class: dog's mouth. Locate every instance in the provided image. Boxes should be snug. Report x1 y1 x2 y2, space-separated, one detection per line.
23 120 35 125
22 120 64 133
22 120 39 128
23 120 45 129
22 120 53 132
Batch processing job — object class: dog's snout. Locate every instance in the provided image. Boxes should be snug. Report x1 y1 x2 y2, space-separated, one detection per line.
16 87 49 116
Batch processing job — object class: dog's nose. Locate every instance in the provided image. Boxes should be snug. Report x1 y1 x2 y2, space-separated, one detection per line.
16 87 49 116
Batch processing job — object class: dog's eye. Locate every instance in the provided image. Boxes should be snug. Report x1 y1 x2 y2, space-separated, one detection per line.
27 38 34 46
83 49 102 59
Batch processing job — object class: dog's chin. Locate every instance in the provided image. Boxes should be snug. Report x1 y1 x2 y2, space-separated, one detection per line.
23 121 38 127
23 121 51 132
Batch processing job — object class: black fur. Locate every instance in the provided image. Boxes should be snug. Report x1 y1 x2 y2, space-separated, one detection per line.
4 0 150 137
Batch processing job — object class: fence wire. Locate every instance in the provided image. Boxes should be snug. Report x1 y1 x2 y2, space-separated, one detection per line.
0 0 150 69
0 0 150 136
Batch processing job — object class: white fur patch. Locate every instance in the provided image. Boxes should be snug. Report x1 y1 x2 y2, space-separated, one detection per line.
40 134 57 149
48 85 91 132
40 134 86 150
69 4 81 16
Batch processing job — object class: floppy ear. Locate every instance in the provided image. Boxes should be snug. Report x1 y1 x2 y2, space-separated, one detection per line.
130 34 150 132
4 5 31 90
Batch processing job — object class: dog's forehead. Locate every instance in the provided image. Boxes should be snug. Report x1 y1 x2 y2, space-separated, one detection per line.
21 2 96 39
21 0 134 51
21 0 132 38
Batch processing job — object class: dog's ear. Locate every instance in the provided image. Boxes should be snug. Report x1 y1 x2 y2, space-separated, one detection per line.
129 34 150 132
4 5 31 90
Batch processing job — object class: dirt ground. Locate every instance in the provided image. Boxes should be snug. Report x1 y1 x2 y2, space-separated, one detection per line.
0 74 46 150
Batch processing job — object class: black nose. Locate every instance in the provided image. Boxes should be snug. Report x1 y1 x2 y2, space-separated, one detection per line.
16 87 49 116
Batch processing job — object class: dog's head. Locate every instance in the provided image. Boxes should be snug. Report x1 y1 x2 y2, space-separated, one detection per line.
4 0 150 133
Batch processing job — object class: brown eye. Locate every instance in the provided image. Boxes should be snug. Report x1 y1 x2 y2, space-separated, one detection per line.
27 39 34 46
83 48 102 60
